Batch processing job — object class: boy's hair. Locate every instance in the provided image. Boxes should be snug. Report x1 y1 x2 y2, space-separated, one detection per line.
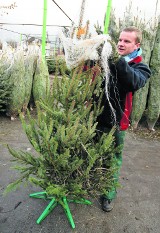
122 26 142 43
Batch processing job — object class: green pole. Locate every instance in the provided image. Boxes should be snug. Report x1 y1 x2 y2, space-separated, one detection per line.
42 0 47 60
103 0 112 34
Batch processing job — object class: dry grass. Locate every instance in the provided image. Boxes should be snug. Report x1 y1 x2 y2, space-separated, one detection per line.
129 125 160 141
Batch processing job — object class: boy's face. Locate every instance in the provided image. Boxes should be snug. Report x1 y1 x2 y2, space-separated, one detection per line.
117 31 140 56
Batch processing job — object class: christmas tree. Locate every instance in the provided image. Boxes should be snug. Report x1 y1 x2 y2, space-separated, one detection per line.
5 60 119 228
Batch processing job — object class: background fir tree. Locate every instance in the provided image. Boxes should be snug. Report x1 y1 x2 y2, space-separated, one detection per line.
5 62 119 200
0 68 12 113
0 51 12 113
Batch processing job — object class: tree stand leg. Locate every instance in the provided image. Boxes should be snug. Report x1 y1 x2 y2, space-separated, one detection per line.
29 192 92 229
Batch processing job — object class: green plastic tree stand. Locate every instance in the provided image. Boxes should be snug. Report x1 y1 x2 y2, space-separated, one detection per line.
29 191 92 229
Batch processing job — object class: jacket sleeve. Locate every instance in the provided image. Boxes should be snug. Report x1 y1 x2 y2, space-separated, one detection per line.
109 57 151 92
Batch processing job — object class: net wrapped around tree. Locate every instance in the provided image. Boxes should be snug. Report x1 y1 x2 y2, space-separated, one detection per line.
4 46 26 119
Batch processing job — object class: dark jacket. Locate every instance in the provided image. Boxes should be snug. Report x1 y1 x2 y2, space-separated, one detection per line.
96 56 151 130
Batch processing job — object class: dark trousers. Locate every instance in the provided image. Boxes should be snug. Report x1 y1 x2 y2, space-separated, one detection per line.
97 126 126 200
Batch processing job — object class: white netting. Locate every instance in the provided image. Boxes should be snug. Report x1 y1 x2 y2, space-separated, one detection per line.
0 42 14 74
61 33 112 69
101 37 116 122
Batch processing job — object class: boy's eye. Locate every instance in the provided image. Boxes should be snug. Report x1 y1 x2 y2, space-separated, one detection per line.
119 39 130 43
124 40 130 43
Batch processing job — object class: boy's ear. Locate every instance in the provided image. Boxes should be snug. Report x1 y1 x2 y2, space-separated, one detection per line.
136 43 140 48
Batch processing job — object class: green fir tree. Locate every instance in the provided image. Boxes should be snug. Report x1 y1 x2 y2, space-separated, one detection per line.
5 62 119 201
0 52 12 113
